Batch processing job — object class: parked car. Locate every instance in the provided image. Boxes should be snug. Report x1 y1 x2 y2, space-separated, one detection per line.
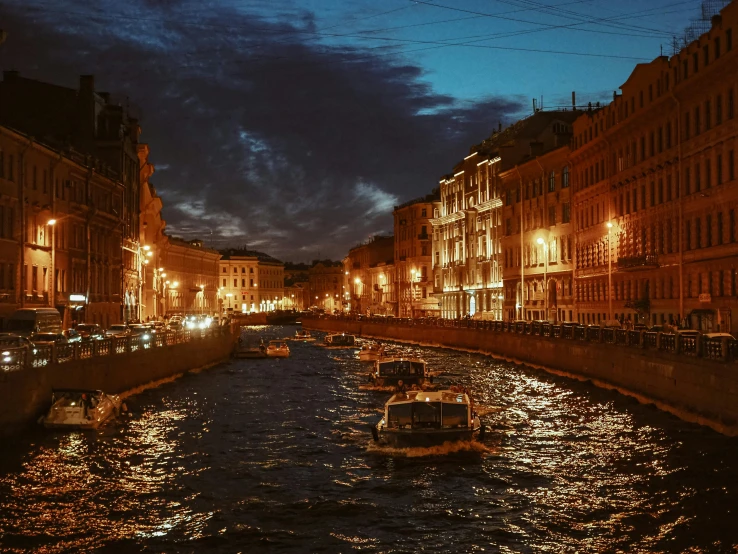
106 324 130 337
63 329 83 343
74 323 105 341
29 332 68 346
6 308 63 338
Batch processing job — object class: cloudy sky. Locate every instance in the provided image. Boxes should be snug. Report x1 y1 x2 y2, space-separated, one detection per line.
0 0 704 261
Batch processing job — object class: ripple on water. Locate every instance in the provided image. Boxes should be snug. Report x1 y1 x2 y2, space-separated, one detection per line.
1 326 738 553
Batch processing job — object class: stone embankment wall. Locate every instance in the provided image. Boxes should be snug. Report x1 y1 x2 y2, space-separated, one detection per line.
305 319 738 436
0 330 237 435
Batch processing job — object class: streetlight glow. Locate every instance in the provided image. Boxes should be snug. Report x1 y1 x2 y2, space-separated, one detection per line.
47 219 56 226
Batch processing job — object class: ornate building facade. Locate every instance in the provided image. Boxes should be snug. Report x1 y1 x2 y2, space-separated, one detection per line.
570 0 738 332
219 249 284 313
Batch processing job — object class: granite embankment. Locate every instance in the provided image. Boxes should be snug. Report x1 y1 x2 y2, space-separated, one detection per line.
305 319 738 436
0 327 237 434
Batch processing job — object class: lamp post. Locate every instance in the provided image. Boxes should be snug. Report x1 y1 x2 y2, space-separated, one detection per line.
607 221 613 321
537 237 548 321
410 269 416 318
199 284 205 315
47 218 57 308
354 277 361 314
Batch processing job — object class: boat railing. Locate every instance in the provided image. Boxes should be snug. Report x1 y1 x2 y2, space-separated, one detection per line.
0 325 232 372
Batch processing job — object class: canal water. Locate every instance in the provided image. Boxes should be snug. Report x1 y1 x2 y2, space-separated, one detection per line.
1 325 738 553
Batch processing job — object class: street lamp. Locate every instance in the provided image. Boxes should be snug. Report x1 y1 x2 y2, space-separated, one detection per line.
537 237 548 321
607 221 613 321
199 284 205 314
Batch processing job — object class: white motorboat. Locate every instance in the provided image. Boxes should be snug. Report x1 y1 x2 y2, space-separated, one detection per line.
293 330 316 342
323 333 356 348
266 340 290 358
370 357 427 388
42 389 122 430
358 343 384 362
371 388 484 448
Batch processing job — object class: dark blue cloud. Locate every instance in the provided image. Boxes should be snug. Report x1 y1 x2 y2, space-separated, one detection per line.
0 0 524 260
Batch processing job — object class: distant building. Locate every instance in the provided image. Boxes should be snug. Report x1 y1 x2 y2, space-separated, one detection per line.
308 261 344 313
394 192 441 317
219 249 284 313
344 236 394 314
159 238 220 316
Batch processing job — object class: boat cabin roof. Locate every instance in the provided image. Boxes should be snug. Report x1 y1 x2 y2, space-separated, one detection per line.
388 390 470 405
269 340 287 346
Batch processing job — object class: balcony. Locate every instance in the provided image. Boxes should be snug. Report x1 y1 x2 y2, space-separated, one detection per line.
617 254 659 271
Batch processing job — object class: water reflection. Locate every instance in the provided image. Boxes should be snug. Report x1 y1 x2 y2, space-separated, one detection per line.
0 325 737 552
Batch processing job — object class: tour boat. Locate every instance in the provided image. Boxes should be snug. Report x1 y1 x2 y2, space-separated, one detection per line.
370 357 427 388
42 389 122 430
371 389 484 448
234 338 268 358
323 333 356 348
266 340 291 358
294 330 316 342
358 342 384 362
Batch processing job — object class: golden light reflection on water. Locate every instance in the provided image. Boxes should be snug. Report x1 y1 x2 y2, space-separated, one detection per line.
1 331 738 553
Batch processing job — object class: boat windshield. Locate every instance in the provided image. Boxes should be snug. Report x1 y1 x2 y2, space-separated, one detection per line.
387 403 413 429
412 401 441 429
377 360 424 377
441 403 468 428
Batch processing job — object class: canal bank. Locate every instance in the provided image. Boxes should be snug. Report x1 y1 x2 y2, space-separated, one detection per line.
0 327 238 435
304 318 738 436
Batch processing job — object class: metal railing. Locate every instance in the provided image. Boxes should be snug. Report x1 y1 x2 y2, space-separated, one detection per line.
0 326 231 374
310 313 738 363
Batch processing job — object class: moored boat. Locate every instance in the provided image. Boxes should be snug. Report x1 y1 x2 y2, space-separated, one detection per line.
42 389 122 430
323 333 355 348
358 342 384 362
266 340 291 358
371 389 484 447
370 357 427 388
294 330 316 342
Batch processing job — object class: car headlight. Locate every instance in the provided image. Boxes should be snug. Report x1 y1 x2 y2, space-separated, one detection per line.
142 334 150 340
3 356 11 363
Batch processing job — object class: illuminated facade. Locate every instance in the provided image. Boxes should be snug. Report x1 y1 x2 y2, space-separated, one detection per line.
0 124 126 327
219 249 284 313
570 0 738 332
344 236 394 315
430 152 504 320
308 262 343 313
393 194 441 317
500 145 575 322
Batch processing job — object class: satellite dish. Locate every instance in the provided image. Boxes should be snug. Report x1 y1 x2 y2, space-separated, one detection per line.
0 30 6 46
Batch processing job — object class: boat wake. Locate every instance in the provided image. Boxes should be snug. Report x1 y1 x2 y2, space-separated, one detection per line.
366 440 492 458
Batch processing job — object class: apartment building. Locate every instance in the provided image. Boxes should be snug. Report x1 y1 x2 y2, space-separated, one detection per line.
570 0 738 332
393 193 441 317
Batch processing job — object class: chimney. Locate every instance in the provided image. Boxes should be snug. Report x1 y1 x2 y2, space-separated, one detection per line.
498 121 502 132
572 91 576 110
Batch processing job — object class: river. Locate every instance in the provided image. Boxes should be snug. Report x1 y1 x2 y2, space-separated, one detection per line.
0 325 737 553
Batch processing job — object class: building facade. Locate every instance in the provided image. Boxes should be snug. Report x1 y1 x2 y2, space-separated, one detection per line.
308 262 344 313
0 124 126 328
160 238 220 317
0 71 142 324
219 249 284 313
570 0 738 332
500 145 576 322
344 236 394 315
393 194 441 317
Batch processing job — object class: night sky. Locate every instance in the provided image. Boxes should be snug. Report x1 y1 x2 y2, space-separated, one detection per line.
0 0 700 261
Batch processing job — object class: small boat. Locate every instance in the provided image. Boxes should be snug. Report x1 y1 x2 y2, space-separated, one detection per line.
323 333 356 348
294 330 316 342
266 340 290 358
370 357 427 388
371 389 484 448
359 343 384 362
42 389 122 430
234 337 268 358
